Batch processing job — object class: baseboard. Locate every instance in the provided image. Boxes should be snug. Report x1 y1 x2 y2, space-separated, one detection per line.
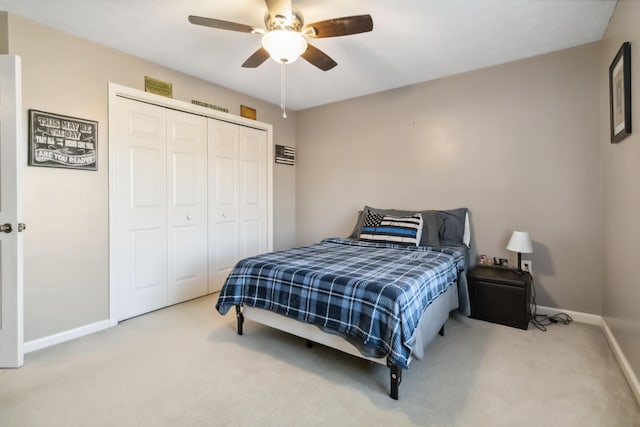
601 319 640 406
23 319 111 354
535 305 602 326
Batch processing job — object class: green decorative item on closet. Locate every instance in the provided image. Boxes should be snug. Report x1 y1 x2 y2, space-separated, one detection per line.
191 99 228 113
144 76 173 98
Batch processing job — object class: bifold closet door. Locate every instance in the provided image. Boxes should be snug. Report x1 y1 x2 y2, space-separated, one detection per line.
237 126 268 259
112 97 207 321
208 119 267 292
113 97 168 320
166 109 208 305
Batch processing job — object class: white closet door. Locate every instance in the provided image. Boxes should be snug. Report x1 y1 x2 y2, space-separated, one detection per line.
208 119 240 292
207 119 268 292
113 97 168 320
166 110 208 304
238 126 267 259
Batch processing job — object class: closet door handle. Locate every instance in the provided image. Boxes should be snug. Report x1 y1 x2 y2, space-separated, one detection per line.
0 223 12 233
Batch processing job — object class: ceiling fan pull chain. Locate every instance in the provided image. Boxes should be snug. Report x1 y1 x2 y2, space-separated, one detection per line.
281 62 287 118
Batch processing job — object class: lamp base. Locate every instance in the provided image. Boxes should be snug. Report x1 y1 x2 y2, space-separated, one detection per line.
514 252 524 275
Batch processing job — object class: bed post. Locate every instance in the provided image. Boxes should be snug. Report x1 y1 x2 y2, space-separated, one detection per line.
235 305 244 335
387 360 402 400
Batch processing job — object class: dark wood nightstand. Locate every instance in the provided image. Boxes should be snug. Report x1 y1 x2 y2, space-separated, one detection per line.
467 265 532 330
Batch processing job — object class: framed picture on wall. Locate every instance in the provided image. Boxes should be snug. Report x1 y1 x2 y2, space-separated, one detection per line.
28 110 98 170
609 42 632 143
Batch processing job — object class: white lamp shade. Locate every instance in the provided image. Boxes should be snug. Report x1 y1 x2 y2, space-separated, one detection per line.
262 30 308 64
507 231 533 253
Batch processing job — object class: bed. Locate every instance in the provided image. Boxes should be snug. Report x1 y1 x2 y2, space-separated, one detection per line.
215 206 470 400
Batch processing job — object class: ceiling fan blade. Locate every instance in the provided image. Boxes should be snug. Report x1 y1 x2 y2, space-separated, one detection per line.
303 15 373 38
242 47 271 68
301 43 337 71
264 0 292 20
188 15 258 34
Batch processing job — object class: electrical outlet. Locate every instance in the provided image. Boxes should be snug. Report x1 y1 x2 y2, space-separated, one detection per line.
521 260 532 275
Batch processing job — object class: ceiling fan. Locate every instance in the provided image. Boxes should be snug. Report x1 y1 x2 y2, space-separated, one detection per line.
188 0 373 71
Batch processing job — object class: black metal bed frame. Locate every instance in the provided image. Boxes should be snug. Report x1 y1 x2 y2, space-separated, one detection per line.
234 304 445 400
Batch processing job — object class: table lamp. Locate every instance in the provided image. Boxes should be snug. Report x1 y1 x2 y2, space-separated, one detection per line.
507 231 533 272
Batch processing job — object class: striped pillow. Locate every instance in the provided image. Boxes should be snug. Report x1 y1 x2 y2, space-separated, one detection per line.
359 212 423 246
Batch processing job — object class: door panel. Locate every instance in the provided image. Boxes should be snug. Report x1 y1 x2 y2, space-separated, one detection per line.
216 157 236 206
0 56 23 367
240 220 262 260
166 110 207 304
131 229 164 290
172 152 198 206
208 119 240 292
239 127 267 258
113 97 168 320
131 147 164 208
215 222 238 271
173 226 200 280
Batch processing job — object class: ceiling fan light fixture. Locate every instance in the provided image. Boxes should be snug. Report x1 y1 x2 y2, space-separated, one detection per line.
262 30 307 64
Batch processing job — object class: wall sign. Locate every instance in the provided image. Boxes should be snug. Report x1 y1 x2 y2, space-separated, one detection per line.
240 105 257 120
29 110 98 171
144 76 173 98
275 144 295 165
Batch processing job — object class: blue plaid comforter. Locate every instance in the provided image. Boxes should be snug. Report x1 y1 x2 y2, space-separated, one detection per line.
216 237 466 368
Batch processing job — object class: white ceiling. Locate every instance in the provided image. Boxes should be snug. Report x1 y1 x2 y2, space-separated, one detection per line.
0 0 616 111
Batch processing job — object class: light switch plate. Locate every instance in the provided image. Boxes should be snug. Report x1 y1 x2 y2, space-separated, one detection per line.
522 260 532 275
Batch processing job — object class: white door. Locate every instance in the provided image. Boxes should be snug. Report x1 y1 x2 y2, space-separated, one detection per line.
208 119 239 292
238 126 268 259
0 55 24 368
208 119 267 292
166 109 207 304
112 97 168 320
112 97 208 320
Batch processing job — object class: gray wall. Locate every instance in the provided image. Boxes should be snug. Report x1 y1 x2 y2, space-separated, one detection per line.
5 13 296 342
296 43 602 314
599 0 640 389
0 12 7 53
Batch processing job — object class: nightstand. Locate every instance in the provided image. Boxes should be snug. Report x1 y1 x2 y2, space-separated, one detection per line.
467 265 532 330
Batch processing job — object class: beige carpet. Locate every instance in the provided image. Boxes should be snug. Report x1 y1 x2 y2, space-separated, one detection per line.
1 294 639 427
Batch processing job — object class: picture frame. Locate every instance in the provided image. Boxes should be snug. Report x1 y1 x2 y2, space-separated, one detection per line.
275 144 295 165
609 42 632 143
28 110 98 171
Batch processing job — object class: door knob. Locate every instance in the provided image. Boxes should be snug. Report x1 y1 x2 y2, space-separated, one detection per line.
18 223 26 232
0 223 12 233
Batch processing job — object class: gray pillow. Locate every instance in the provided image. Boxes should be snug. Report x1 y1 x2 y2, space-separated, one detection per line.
349 205 442 247
438 208 468 245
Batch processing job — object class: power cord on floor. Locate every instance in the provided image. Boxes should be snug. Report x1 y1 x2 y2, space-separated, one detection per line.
529 275 573 331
